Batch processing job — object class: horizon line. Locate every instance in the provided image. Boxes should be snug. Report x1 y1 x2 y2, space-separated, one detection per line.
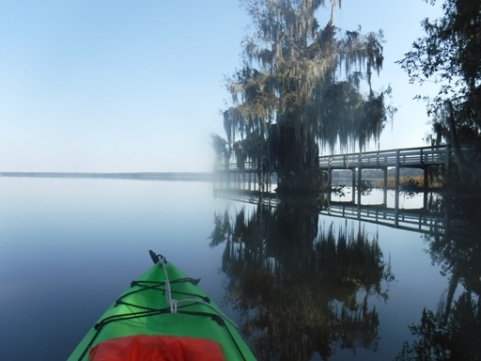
0 171 214 181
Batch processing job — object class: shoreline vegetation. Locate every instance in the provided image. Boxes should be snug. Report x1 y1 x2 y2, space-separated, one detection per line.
376 176 443 190
0 172 213 181
330 168 443 191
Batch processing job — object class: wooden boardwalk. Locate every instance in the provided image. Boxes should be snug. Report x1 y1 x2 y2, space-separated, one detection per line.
318 145 448 170
318 145 449 206
214 145 450 206
215 145 449 172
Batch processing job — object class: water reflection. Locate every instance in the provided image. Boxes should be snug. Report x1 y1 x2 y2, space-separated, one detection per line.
396 193 481 360
210 199 394 360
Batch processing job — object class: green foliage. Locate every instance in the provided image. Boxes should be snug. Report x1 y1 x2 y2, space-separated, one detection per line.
398 0 481 179
211 133 231 169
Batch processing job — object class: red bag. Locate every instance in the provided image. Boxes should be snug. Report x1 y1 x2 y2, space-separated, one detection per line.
89 335 225 361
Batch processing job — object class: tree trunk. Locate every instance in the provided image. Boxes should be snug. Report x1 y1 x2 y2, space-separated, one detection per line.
268 123 326 195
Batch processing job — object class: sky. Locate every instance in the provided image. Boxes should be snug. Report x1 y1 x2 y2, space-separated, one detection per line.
0 0 443 172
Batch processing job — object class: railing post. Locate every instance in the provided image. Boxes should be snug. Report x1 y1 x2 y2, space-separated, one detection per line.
395 149 400 224
248 171 251 191
351 169 355 203
357 151 362 205
383 167 387 206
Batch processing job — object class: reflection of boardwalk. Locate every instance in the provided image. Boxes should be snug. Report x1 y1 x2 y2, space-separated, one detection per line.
324 202 445 236
213 189 471 239
325 202 474 241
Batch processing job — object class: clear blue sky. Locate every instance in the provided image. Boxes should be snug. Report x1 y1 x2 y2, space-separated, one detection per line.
0 0 442 172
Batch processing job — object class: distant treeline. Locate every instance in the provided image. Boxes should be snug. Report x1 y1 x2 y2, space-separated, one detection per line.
0 172 214 181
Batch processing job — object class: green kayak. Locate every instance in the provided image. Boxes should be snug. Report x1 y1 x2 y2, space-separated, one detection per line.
67 251 256 361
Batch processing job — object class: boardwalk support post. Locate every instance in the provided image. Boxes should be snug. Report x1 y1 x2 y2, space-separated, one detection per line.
351 169 356 203
357 152 362 205
395 150 400 225
383 168 387 206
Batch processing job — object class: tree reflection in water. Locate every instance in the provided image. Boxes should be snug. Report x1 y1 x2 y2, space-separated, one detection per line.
210 199 394 361
396 193 481 361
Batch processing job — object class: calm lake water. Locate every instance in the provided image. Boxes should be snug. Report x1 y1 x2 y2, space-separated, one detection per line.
0 177 477 360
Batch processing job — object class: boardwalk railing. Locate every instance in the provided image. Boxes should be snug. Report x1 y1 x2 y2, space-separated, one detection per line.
318 145 448 170
215 145 449 173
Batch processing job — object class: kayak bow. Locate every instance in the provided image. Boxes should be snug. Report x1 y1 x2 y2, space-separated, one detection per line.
67 251 256 361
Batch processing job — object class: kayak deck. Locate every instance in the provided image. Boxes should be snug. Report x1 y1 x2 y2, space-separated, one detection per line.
67 252 256 361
